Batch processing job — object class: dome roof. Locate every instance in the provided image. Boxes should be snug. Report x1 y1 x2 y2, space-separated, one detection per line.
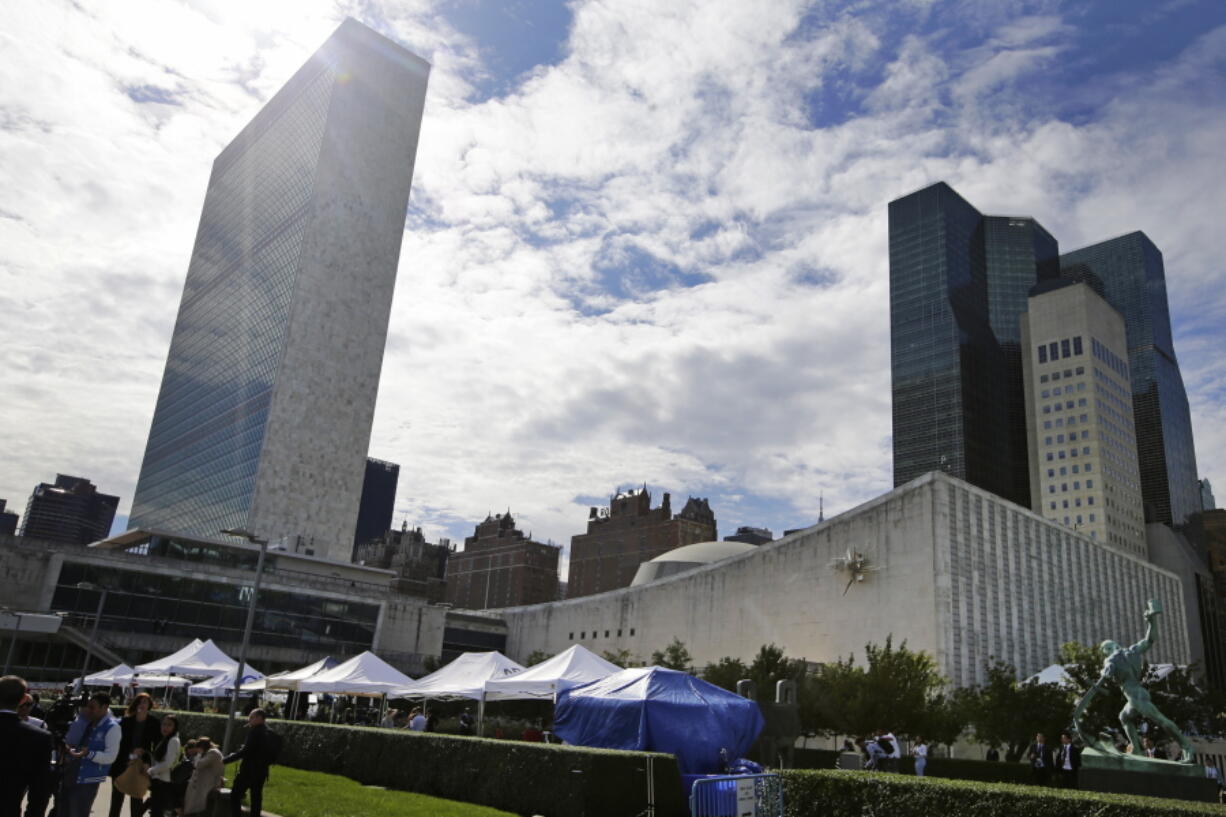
630 540 758 586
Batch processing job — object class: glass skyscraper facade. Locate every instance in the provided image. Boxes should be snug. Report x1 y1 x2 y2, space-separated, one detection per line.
889 183 1053 508
130 21 429 562
1060 233 1201 529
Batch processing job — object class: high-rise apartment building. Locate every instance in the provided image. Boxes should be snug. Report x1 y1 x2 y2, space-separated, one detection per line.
1204 478 1218 512
1020 282 1146 555
888 182 1056 508
445 512 560 609
1060 234 1200 529
129 20 429 562
567 488 717 598
353 457 399 556
19 475 119 546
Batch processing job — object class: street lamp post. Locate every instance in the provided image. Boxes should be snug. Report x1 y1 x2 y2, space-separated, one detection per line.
220 527 269 754
75 583 108 692
2 610 23 675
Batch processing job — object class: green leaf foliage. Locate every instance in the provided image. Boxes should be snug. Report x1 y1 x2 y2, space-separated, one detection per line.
600 648 633 668
524 650 552 667
651 637 693 672
961 659 1072 761
779 769 1221 817
169 712 683 817
700 656 749 691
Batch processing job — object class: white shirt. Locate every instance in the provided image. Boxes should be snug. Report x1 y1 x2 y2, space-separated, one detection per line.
912 744 927 759
409 714 426 731
883 732 900 759
1060 744 1073 769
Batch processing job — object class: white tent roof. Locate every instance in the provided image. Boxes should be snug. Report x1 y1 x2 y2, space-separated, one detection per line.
262 656 342 691
134 638 239 677
133 639 203 673
1025 664 1075 687
396 651 525 700
484 645 619 701
295 651 416 696
134 674 193 688
83 663 135 686
188 664 265 697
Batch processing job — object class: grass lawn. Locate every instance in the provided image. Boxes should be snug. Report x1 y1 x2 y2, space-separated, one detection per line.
228 766 516 817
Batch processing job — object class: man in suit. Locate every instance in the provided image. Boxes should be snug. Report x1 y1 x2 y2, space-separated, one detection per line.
0 675 53 817
224 709 276 817
1026 732 1054 786
1141 737 1166 759
1054 731 1082 788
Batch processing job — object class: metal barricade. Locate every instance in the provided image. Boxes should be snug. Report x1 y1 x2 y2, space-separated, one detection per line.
690 773 783 817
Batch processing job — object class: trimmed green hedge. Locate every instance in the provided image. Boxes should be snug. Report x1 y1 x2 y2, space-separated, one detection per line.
171 713 684 817
780 769 1221 817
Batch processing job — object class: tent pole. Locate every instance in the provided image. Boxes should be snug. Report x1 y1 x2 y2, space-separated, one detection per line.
477 696 485 737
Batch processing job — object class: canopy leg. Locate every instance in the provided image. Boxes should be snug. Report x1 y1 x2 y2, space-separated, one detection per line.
477 697 485 737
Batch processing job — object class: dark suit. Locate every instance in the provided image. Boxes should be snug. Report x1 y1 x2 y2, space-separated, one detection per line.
1054 742 1082 788
1 712 53 817
224 724 275 817
108 716 157 817
1027 741 1054 785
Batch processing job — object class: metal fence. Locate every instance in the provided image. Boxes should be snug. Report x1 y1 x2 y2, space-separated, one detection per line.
690 774 784 817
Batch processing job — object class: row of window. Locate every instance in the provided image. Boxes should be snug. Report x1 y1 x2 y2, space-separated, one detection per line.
1037 336 1083 364
1091 337 1130 381
1046 464 1092 477
1045 446 1092 461
570 627 636 640
1039 366 1082 383
1041 397 1089 414
1042 412 1089 430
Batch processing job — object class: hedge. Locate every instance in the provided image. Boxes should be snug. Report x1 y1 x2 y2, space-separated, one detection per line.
779 769 1222 817
170 713 685 817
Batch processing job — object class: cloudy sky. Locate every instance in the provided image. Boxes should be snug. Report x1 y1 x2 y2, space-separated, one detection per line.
2 0 1225 573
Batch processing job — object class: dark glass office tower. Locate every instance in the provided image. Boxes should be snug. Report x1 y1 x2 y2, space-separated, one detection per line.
889 183 1056 507
352 457 399 555
20 475 119 545
1060 233 1201 528
130 21 429 562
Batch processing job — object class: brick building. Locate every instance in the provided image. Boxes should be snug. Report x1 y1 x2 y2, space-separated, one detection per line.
566 487 717 598
354 522 450 602
445 511 560 609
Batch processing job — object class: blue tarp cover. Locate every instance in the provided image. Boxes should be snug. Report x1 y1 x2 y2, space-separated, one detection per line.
553 666 765 774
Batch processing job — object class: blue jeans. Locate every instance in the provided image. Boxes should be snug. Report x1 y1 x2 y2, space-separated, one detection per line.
915 758 927 776
63 783 101 817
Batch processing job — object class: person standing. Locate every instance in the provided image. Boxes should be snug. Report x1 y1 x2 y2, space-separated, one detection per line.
223 710 276 817
911 737 928 777
408 708 426 732
182 738 222 817
1054 731 1081 788
145 716 180 817
985 747 1000 762
63 693 121 817
2 676 54 817
1026 733 1053 785
1141 737 1166 759
109 693 157 817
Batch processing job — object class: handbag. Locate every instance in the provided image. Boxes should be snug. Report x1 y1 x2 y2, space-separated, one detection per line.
115 760 151 799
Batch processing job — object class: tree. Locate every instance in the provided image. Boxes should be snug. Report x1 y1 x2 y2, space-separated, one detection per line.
525 650 552 666
962 659 1071 761
601 648 634 668
748 644 805 703
701 657 749 691
651 638 693 672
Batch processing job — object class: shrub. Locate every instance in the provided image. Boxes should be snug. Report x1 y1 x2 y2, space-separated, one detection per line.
780 769 1221 817
172 712 684 817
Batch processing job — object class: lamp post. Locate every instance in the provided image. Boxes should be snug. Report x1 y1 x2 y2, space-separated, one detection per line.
220 527 269 753
75 582 108 692
2 609 23 675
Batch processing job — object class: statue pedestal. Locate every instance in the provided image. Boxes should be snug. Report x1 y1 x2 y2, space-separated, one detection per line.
1079 748 1217 803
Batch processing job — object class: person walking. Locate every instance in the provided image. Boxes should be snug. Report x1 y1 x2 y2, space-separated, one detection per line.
864 736 885 770
1053 731 1081 789
144 716 180 817
62 693 121 817
911 737 928 777
2 676 54 817
222 710 276 817
109 693 157 817
1026 732 1053 786
182 738 222 817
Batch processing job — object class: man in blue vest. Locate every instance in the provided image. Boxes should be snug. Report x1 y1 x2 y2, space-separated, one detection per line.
62 693 120 817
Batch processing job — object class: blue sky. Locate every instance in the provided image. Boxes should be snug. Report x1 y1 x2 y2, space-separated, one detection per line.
2 0 1225 573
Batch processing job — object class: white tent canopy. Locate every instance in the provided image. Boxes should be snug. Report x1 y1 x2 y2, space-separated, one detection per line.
83 663 135 686
396 651 525 700
188 664 265 698
295 651 416 696
261 656 342 692
484 645 619 701
134 638 240 678
134 674 193 688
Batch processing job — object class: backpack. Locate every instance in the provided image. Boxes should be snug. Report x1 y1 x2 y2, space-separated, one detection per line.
877 736 893 755
264 729 283 764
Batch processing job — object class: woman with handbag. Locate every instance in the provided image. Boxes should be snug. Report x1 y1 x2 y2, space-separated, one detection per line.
145 716 181 817
182 737 224 817
110 693 157 817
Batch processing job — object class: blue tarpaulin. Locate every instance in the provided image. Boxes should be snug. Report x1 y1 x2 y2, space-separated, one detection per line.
553 666 765 774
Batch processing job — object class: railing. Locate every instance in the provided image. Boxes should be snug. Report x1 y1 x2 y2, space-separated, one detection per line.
690 774 784 817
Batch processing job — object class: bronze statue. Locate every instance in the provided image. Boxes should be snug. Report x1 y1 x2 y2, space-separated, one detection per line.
1072 599 1194 763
